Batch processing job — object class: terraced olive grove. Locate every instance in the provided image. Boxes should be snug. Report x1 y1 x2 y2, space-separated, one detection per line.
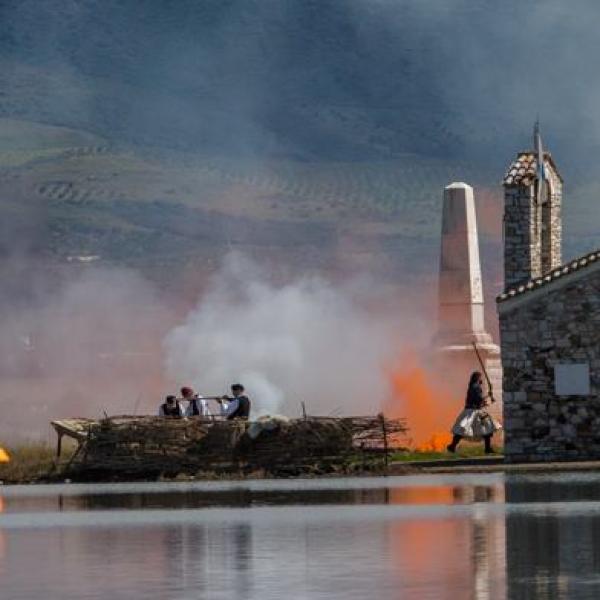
0 0 597 296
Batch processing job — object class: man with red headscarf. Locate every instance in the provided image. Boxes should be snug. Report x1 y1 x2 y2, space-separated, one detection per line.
181 386 212 417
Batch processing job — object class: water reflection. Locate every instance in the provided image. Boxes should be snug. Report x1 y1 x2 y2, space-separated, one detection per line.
1 480 505 513
3 474 600 598
505 475 600 600
0 495 4 579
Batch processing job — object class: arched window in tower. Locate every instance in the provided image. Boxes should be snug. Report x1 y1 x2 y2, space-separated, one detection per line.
540 178 553 274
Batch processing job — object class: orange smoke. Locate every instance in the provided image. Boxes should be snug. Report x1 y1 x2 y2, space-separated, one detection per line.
0 447 9 463
385 354 460 450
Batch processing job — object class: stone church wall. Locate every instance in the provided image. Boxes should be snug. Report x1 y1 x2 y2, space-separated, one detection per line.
499 264 600 462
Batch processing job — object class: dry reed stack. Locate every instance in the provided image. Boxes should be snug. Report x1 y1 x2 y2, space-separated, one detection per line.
57 414 408 480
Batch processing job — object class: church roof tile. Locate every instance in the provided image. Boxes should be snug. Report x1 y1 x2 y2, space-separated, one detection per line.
503 151 563 186
497 249 600 304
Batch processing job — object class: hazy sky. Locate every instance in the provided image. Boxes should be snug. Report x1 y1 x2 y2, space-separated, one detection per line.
1 0 599 170
1 0 598 437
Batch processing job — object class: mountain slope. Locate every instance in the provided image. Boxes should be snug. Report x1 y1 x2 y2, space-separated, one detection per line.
0 0 598 299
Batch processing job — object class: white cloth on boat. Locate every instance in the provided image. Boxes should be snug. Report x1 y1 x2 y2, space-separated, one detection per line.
451 408 502 439
247 415 290 440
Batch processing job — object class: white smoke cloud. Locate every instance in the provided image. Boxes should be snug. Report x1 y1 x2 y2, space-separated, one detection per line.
163 253 408 417
0 266 174 441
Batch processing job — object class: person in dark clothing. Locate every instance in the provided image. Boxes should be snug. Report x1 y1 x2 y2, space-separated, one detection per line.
158 395 183 417
447 371 501 454
465 372 487 409
219 383 251 420
181 386 211 417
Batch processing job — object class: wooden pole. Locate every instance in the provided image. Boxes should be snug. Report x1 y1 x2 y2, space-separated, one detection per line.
472 341 495 403
132 394 142 416
379 413 389 474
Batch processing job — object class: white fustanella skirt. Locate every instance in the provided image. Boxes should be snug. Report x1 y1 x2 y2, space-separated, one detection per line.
451 408 502 439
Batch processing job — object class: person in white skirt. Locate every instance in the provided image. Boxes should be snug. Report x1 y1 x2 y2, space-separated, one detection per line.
446 371 502 454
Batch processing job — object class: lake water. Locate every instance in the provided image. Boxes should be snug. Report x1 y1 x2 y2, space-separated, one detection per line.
2 472 600 599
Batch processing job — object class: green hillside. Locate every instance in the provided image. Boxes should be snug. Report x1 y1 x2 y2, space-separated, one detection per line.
0 119 498 284
0 0 598 296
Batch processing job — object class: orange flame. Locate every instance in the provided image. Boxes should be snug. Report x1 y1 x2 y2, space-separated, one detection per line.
415 432 453 453
0 447 10 463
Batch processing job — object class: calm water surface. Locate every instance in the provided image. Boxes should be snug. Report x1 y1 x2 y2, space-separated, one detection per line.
2 472 600 599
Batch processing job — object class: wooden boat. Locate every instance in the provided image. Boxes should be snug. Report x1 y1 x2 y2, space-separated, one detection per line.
51 414 408 479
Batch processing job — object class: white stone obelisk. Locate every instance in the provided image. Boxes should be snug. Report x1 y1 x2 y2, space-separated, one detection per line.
435 182 502 414
437 182 495 349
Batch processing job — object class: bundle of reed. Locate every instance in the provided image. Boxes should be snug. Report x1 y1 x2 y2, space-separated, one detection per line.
347 415 408 450
237 416 408 472
67 414 408 478
84 417 293 473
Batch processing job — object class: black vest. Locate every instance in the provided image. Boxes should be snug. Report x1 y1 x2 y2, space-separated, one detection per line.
189 398 201 416
162 402 181 417
465 384 484 410
227 396 250 420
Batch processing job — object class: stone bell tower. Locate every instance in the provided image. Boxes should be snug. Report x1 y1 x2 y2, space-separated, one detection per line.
502 125 563 290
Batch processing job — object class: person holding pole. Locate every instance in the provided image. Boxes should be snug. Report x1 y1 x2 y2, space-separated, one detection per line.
446 371 502 454
218 384 251 420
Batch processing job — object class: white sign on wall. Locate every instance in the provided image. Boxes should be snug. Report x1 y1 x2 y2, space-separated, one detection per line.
554 363 590 396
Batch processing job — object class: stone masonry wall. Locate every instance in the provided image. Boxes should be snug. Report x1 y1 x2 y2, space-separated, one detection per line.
504 184 541 288
549 172 562 271
499 267 600 462
545 165 562 273
504 158 562 289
